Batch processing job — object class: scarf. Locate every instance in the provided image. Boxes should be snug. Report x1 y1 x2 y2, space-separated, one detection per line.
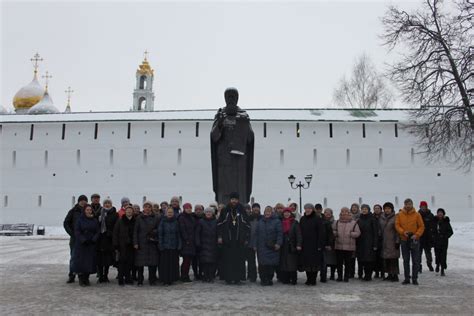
282 217 294 234
100 207 112 234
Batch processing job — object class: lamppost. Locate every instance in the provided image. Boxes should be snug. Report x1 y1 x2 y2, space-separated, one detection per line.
288 174 313 214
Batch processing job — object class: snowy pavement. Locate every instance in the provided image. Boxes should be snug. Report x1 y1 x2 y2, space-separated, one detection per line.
0 223 473 315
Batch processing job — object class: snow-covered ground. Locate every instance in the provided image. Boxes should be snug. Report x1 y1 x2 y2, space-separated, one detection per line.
0 223 473 314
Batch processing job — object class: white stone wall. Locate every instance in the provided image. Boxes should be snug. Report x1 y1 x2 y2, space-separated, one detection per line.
0 119 472 225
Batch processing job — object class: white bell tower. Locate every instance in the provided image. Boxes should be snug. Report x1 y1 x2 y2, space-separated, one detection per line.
132 51 155 111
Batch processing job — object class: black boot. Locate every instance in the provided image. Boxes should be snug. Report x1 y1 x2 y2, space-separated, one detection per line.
428 263 434 272
441 268 445 276
78 275 86 287
391 274 399 282
435 264 440 272
67 274 75 284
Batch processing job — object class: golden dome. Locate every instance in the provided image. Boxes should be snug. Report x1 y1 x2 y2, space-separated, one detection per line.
13 75 44 110
137 58 154 76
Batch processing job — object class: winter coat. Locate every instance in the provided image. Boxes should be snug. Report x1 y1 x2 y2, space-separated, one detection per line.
433 216 453 248
379 212 400 259
195 218 218 263
356 213 379 262
323 217 337 265
158 216 181 251
252 215 283 266
63 204 83 245
178 212 197 256
419 209 435 247
113 215 136 261
300 212 325 267
248 215 261 249
133 213 160 267
333 219 360 251
72 214 100 274
280 219 302 271
91 203 102 218
395 207 425 241
97 207 118 253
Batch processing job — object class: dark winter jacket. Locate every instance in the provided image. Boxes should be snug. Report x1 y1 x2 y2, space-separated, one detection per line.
72 214 100 274
195 218 218 263
248 214 261 249
323 217 337 265
356 213 379 262
97 207 118 253
133 213 160 267
433 216 453 248
419 209 435 247
91 203 102 218
158 216 181 251
252 215 283 266
280 219 302 271
63 204 83 245
178 212 198 256
300 212 325 268
113 215 136 261
379 212 400 259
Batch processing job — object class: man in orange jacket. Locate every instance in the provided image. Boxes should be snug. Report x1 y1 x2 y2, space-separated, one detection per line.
395 198 425 285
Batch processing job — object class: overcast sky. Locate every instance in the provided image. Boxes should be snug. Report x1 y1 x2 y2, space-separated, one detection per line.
1 0 422 112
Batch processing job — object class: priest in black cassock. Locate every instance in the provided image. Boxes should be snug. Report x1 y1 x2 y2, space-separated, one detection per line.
217 192 250 284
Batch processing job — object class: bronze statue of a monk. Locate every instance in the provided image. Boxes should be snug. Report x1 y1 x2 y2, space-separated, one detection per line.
210 88 254 205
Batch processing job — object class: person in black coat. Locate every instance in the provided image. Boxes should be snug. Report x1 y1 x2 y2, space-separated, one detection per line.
158 208 181 285
279 208 302 285
63 194 88 283
356 204 379 281
372 204 384 278
320 208 336 282
178 202 198 282
217 192 250 284
113 205 136 286
72 204 100 286
96 198 118 283
196 207 218 282
433 208 453 276
418 201 435 272
133 201 160 286
299 203 325 286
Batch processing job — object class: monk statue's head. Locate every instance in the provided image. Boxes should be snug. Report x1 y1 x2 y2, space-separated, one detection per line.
224 88 239 115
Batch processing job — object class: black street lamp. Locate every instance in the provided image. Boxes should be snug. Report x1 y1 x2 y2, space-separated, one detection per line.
288 174 313 214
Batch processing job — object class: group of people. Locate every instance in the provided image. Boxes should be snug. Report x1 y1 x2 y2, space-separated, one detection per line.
63 192 454 287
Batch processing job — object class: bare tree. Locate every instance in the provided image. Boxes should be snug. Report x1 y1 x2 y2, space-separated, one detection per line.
382 0 473 170
333 54 394 109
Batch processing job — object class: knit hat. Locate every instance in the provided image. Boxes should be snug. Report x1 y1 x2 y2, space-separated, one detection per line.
143 200 153 208
315 203 323 210
183 202 192 210
204 207 214 214
283 207 293 213
382 202 394 212
252 203 261 209
304 203 314 210
229 192 240 200
420 201 428 208
360 204 371 212
78 195 88 203
91 193 100 199
121 197 130 205
437 208 446 215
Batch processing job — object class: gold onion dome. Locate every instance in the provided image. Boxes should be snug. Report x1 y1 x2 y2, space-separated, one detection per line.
12 74 44 110
137 57 154 76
